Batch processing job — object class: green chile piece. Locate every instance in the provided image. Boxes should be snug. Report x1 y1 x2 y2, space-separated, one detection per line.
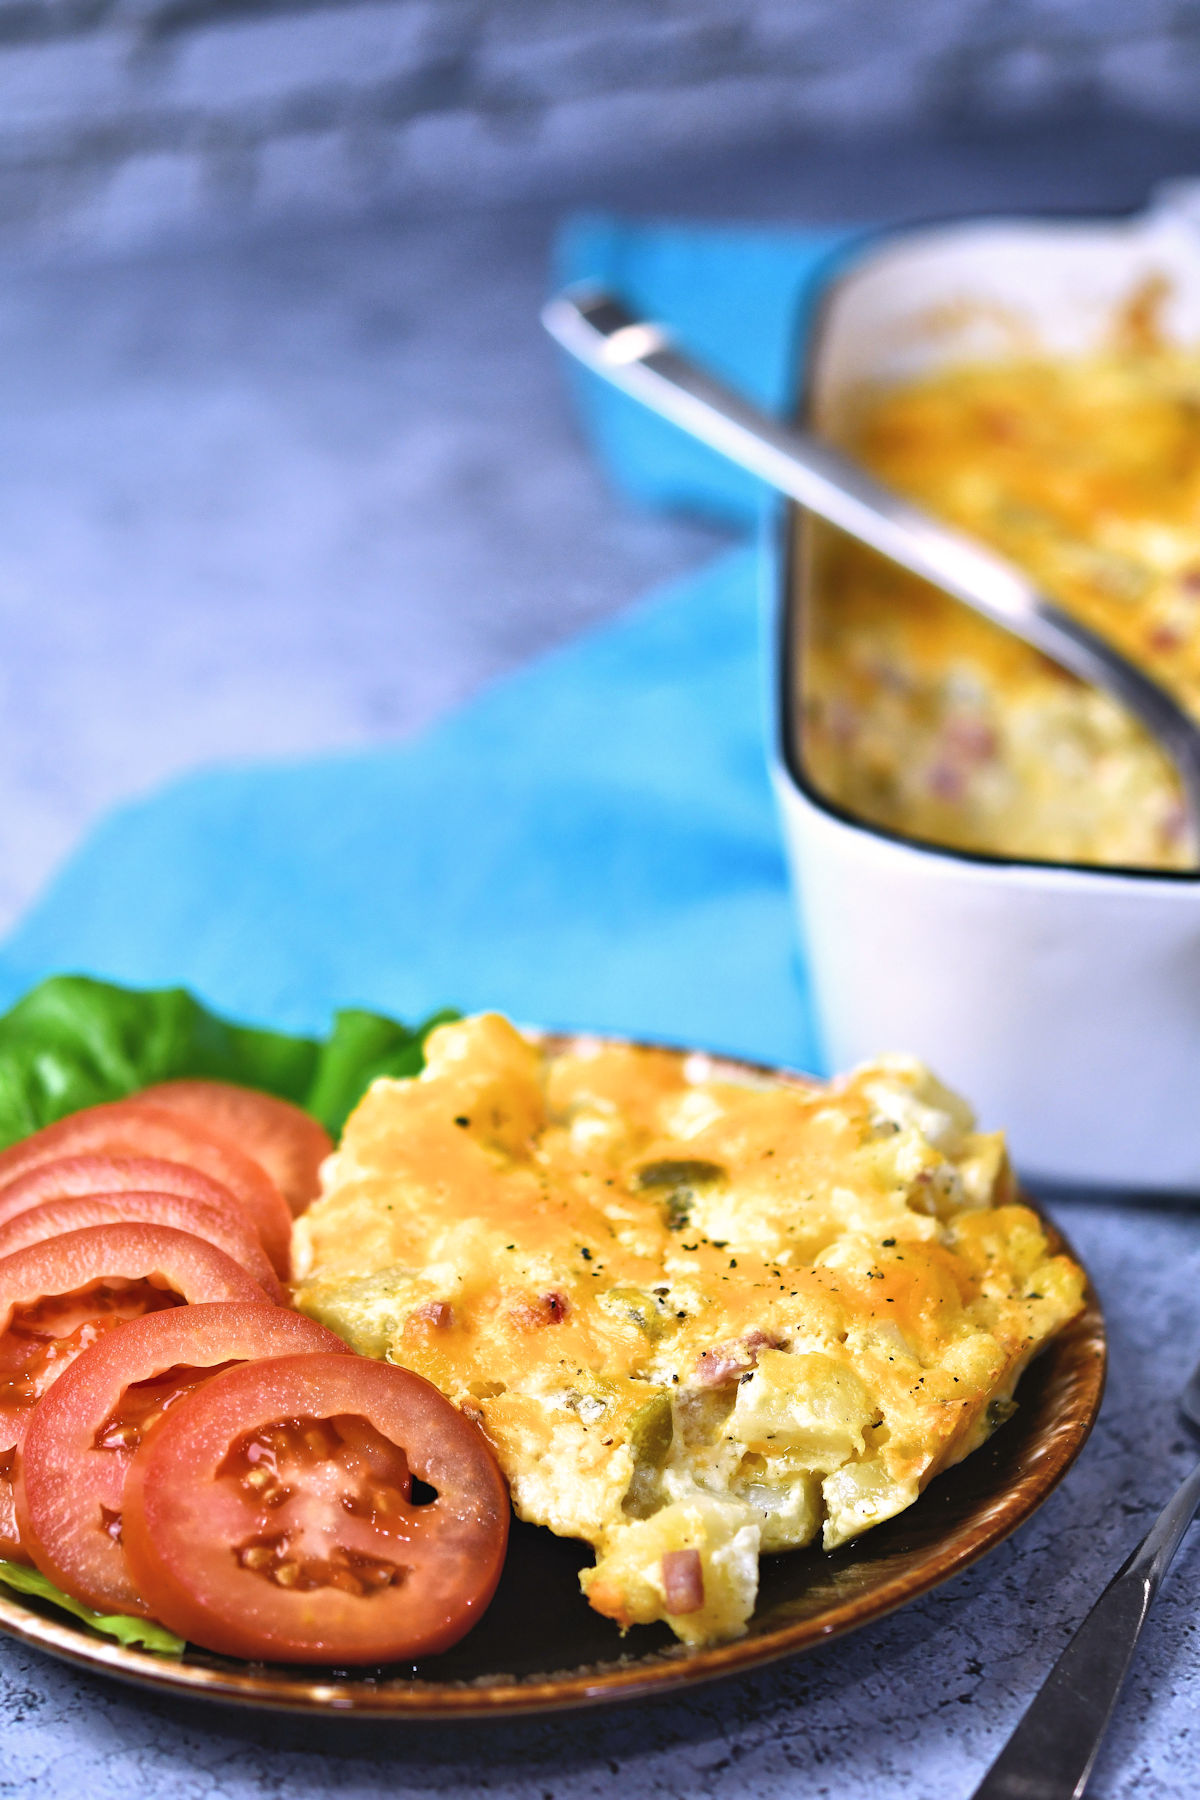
623 1392 674 1519
600 1286 666 1338
632 1159 726 1232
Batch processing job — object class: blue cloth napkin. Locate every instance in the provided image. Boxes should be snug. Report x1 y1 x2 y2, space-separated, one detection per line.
0 217 860 1073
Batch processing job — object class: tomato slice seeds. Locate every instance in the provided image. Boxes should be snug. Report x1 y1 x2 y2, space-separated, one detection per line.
18 1303 346 1616
0 1223 270 1558
122 1353 510 1663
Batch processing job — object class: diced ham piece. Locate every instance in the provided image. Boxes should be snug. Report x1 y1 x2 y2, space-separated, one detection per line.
927 760 966 802
694 1328 780 1387
511 1291 570 1329
409 1301 453 1330
943 717 998 762
661 1548 705 1615
826 699 858 746
1163 799 1189 844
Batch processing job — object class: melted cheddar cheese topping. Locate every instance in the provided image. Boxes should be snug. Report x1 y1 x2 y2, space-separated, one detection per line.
293 1014 1084 1647
803 342 1200 866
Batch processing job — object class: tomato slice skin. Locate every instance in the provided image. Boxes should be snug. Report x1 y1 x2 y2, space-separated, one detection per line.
122 1352 510 1663
0 1222 272 1558
0 1104 292 1278
0 1154 264 1240
17 1302 347 1616
0 1196 284 1303
137 1082 332 1218
0 1223 271 1332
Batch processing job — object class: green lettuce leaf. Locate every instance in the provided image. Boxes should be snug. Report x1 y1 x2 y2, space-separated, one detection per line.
0 1560 185 1655
0 974 457 1147
305 1005 460 1135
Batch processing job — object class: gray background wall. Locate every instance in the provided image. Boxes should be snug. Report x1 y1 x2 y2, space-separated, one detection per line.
3 0 1200 252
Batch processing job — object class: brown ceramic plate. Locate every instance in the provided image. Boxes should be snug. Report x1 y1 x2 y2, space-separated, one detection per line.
0 1040 1106 1719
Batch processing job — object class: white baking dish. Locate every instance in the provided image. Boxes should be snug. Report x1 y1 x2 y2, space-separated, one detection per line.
771 191 1200 1195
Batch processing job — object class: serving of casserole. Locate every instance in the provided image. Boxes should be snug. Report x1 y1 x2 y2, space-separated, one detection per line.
802 313 1200 870
293 1013 1085 1649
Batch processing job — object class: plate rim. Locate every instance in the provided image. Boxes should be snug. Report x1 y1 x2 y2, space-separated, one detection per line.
0 1034 1108 1719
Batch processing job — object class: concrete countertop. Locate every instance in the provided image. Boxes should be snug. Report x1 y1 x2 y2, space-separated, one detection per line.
0 126 1197 1799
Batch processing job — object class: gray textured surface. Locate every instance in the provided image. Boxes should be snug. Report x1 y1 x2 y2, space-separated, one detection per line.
0 205 726 931
0 0 1199 251
0 128 1198 1794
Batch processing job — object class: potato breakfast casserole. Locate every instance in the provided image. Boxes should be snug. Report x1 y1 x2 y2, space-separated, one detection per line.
801 327 1200 867
293 1014 1085 1648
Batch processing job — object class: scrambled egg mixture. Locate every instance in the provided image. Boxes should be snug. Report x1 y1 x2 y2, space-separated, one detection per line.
802 334 1200 866
293 1014 1084 1648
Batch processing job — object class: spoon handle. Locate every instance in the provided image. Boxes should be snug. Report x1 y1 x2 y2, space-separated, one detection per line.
542 286 1200 853
970 1456 1200 1800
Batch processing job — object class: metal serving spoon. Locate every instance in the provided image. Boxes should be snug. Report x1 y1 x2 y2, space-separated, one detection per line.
542 287 1200 860
970 1349 1200 1800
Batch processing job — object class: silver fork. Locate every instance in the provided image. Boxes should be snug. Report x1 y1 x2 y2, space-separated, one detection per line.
970 1352 1200 1800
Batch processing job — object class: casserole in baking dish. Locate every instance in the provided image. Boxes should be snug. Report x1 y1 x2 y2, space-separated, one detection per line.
803 333 1200 871
772 193 1200 1194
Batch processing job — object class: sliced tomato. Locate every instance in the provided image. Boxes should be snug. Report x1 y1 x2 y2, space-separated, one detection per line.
0 1153 265 1241
17 1302 348 1615
122 1352 510 1663
0 1222 270 1559
0 1103 292 1278
0 1196 284 1303
138 1081 332 1217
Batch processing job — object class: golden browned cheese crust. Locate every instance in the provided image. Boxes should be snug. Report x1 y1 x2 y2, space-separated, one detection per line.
802 341 1200 866
293 1015 1085 1647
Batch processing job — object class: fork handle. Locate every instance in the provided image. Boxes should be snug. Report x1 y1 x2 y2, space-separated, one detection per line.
970 1456 1200 1800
